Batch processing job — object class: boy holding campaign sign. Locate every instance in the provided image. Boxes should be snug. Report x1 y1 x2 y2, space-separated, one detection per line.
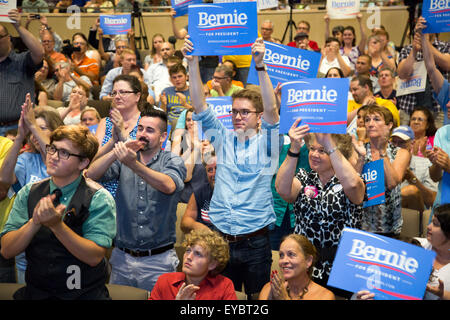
182 34 279 300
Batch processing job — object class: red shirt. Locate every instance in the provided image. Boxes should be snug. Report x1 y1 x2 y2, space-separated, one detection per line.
149 272 237 300
287 40 320 52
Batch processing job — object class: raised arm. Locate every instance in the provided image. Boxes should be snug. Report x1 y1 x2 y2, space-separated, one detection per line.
275 118 309 203
182 36 208 114
315 133 365 204
8 9 44 65
416 17 444 94
252 38 279 125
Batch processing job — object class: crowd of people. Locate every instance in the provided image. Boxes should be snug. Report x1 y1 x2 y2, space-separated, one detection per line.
0 4 449 302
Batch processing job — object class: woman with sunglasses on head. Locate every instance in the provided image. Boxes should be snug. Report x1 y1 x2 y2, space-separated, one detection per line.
275 118 365 298
352 104 411 238
94 74 143 197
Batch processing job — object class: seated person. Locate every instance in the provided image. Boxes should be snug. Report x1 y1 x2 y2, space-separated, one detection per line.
348 74 400 127
53 61 92 103
160 63 192 123
149 229 236 300
100 49 154 102
0 124 117 300
287 20 320 52
318 37 352 77
206 60 243 90
259 234 335 300
34 60 56 105
390 126 438 213
374 67 397 106
207 64 243 97
180 151 216 233
80 107 101 134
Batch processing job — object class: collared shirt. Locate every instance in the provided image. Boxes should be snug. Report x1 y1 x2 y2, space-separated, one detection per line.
149 272 236 300
145 61 172 99
192 106 279 235
0 50 42 123
397 40 450 115
1 175 117 248
100 149 186 250
99 66 155 100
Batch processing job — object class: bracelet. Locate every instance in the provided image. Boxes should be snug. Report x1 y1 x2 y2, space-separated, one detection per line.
327 146 338 155
287 149 301 158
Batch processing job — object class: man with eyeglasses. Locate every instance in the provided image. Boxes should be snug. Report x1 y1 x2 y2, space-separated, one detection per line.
209 64 243 98
0 9 44 137
260 20 280 44
287 20 320 52
0 125 117 299
182 36 279 300
40 30 66 75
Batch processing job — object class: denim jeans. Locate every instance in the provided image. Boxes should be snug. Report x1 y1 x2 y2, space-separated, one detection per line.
221 233 272 295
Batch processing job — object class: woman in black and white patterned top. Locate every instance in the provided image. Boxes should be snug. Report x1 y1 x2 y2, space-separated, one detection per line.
275 118 366 296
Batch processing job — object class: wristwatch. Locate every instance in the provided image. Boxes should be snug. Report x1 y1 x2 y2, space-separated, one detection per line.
255 63 267 72
410 177 418 184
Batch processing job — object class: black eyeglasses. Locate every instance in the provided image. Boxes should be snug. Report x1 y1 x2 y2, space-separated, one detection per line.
109 90 137 97
229 109 259 117
46 144 85 160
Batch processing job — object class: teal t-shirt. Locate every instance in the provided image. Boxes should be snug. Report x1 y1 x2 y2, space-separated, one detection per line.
1 175 117 248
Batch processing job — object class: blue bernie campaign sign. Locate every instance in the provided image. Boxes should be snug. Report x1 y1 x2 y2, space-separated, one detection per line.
172 0 202 17
207 96 234 130
162 124 171 150
422 0 450 33
187 2 258 56
362 159 385 208
247 41 321 88
100 14 131 35
441 171 450 205
327 228 436 300
279 78 349 134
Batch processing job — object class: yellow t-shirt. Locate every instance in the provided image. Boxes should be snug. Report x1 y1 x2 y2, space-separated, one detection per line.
222 55 252 68
348 97 400 127
0 137 15 232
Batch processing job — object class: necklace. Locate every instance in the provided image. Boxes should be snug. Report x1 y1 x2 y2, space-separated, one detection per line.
286 279 311 300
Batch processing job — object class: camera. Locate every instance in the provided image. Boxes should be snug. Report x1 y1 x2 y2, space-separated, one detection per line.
61 39 81 57
30 14 41 20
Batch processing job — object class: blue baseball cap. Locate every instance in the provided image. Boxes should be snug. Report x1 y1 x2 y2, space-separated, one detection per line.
391 125 414 141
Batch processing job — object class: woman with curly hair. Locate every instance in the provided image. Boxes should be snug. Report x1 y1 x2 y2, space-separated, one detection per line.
149 229 236 300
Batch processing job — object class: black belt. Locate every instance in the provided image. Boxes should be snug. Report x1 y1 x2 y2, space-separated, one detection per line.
0 120 18 127
118 243 174 257
220 227 268 243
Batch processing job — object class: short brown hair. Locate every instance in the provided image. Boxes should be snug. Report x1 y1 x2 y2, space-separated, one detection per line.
50 125 99 162
365 104 395 130
232 88 263 113
305 133 354 160
182 229 230 276
168 63 187 76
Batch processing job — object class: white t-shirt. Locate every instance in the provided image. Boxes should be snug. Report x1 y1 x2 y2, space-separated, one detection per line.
415 237 450 300
319 55 351 76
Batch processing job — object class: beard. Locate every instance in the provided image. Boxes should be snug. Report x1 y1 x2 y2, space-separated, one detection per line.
138 136 150 151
